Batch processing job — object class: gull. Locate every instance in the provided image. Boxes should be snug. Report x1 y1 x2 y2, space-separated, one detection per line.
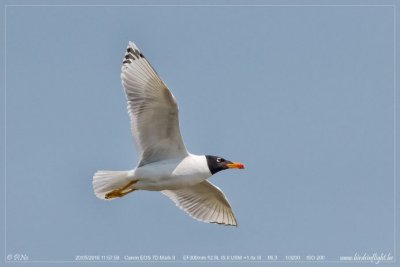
93 41 245 226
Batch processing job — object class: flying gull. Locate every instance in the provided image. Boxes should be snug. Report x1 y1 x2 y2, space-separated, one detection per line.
93 42 245 226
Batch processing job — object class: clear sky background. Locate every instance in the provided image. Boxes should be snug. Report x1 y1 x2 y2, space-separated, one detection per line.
1 1 398 266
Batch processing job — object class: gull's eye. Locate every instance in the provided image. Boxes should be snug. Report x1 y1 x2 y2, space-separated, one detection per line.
216 157 222 163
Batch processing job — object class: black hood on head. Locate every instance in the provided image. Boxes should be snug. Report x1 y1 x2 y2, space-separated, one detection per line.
206 155 231 175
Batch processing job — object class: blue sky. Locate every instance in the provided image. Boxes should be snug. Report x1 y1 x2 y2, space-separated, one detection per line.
1 1 398 266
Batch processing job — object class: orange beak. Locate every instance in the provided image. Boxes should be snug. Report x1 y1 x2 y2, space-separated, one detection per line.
226 162 245 169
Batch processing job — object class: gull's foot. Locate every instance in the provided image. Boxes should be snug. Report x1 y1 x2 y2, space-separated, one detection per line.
105 180 137 199
105 189 124 199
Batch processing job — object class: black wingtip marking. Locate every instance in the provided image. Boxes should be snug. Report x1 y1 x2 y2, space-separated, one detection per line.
124 46 144 64
125 53 135 60
210 221 237 226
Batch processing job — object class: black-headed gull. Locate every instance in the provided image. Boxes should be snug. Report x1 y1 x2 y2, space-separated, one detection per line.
93 42 245 226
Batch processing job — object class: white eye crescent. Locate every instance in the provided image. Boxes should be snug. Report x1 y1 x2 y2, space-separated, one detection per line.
216 158 222 163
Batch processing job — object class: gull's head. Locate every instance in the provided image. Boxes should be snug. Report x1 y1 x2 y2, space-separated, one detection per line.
205 155 245 175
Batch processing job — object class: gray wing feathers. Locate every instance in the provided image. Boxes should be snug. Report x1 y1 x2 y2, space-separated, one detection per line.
162 181 238 226
121 42 188 165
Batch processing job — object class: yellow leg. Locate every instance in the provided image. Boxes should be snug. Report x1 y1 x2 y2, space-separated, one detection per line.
105 180 137 199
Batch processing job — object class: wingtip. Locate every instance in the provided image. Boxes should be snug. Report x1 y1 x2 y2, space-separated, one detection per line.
122 41 145 68
210 221 238 227
127 41 140 51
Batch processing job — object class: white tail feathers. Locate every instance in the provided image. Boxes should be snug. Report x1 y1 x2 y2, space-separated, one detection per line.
92 170 133 200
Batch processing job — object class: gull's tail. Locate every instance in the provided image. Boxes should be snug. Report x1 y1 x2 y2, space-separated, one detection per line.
92 170 136 200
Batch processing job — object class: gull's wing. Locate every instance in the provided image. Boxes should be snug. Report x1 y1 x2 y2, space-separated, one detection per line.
162 181 238 226
121 42 188 166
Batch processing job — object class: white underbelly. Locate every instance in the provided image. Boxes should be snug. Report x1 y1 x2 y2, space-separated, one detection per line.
135 174 206 191
132 156 211 191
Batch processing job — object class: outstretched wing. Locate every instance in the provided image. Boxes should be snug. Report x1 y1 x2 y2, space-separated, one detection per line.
162 181 238 226
121 42 188 166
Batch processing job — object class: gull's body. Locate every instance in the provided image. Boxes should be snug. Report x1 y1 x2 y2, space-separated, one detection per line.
93 42 244 226
109 155 210 191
